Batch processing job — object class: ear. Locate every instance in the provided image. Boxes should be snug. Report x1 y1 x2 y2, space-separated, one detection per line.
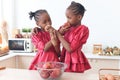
78 15 82 21
36 22 39 26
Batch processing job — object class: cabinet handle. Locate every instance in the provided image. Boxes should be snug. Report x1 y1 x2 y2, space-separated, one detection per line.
0 66 6 70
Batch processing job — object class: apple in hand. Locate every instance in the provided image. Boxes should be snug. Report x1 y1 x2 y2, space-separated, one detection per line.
63 22 70 28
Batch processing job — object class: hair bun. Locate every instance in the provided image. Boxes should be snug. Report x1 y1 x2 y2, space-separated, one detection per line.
29 11 35 20
71 1 76 5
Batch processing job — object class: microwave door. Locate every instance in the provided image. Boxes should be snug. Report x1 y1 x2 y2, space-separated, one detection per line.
9 40 24 51
18 41 24 50
8 39 32 52
24 41 27 51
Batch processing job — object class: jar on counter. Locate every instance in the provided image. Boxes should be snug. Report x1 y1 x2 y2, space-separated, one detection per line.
0 21 9 54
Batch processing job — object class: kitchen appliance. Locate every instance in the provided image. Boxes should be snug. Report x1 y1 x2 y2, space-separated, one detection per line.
8 38 33 53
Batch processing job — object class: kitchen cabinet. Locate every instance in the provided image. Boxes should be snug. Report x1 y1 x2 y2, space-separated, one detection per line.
16 55 34 69
0 53 120 73
0 56 16 68
87 59 119 74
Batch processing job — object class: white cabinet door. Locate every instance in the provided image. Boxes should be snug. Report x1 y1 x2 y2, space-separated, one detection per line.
87 59 119 74
0 57 16 68
16 56 34 69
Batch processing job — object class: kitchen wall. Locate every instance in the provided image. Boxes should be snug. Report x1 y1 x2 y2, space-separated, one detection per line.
1 0 120 53
0 0 15 38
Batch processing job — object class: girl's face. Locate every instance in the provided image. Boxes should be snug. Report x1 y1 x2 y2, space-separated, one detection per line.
65 9 82 26
37 13 52 30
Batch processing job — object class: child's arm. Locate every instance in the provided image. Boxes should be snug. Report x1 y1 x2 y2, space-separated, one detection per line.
58 26 89 53
56 31 71 53
58 22 70 35
50 30 61 56
44 25 61 56
44 25 54 51
31 27 53 52
44 41 52 52
31 26 54 52
31 27 41 35
44 40 60 57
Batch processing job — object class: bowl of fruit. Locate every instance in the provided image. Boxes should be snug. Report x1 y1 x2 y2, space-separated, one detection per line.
35 62 67 80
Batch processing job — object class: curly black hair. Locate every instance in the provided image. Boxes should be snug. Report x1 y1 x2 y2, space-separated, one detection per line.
67 1 86 16
29 9 48 22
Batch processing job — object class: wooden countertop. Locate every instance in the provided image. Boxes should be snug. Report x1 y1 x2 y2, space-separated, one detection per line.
0 68 99 80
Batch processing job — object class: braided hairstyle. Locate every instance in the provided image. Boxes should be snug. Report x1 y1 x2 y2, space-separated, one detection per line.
67 1 86 16
29 9 48 22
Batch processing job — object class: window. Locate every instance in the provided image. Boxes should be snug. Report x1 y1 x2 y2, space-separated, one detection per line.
0 0 15 38
0 0 9 55
0 0 3 21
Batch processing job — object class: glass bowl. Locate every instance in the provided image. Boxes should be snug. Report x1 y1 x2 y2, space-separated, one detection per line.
35 62 67 80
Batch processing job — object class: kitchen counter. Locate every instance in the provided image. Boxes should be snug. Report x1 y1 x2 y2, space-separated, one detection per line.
0 68 99 80
0 52 120 61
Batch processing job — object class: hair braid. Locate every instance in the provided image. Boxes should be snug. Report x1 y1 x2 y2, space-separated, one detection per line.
29 9 48 22
67 1 86 16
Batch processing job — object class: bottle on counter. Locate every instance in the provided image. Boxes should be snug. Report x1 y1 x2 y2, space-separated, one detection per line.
0 20 9 55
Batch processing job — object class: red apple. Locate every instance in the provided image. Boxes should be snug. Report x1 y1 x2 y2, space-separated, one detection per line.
15 34 23 38
40 70 50 79
50 68 61 78
63 22 70 28
43 62 53 69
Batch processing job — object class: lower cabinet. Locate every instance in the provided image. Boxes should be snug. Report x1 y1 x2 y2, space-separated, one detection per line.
0 55 119 73
0 57 16 68
86 59 119 74
16 56 34 69
0 55 34 69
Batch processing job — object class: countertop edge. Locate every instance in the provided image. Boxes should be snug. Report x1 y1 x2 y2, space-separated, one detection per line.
0 52 120 61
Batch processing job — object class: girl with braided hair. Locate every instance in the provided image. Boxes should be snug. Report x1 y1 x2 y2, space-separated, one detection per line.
28 9 60 70
57 1 91 73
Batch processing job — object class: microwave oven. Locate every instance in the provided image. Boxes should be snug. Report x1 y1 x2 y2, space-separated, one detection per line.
8 38 33 53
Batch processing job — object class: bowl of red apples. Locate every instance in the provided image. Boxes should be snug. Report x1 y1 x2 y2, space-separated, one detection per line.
35 62 67 80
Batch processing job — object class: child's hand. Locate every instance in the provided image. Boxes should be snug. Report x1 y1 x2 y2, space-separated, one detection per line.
58 27 69 35
63 22 70 28
31 27 41 35
50 30 59 46
45 25 51 32
45 25 55 33
58 22 70 35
